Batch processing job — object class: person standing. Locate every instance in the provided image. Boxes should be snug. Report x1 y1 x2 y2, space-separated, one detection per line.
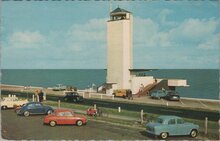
38 90 44 102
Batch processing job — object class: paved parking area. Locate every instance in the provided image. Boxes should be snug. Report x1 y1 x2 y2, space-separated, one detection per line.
2 109 198 140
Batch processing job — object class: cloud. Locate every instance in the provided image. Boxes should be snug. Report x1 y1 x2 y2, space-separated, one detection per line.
133 16 219 68
134 16 219 48
198 34 219 50
169 18 218 43
67 18 107 43
157 9 176 26
8 31 46 48
2 15 219 69
2 18 108 69
134 17 159 47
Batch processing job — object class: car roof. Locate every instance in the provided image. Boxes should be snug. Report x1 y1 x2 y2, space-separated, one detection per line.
27 102 42 104
158 115 181 120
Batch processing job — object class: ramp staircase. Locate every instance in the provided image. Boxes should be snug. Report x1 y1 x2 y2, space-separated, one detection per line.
135 82 158 97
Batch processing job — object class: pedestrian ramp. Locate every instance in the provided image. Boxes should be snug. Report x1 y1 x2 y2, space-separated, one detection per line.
135 82 158 96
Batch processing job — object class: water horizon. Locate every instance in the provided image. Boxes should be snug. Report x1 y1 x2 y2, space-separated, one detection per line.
1 69 219 100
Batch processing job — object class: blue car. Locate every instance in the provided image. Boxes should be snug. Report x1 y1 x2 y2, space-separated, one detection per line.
16 102 54 117
150 90 167 99
146 116 199 139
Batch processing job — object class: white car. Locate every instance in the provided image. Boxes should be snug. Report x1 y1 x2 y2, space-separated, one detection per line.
1 96 28 110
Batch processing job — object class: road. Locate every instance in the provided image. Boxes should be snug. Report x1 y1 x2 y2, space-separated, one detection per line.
1 109 196 140
1 90 219 121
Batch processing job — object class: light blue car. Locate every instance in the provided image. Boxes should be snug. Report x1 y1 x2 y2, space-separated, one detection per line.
146 116 199 139
150 90 167 99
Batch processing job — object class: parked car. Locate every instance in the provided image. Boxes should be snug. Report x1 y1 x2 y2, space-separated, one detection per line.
1 96 28 110
150 90 180 101
112 89 129 98
63 91 83 103
52 84 66 91
164 91 180 101
16 102 54 117
150 90 167 99
43 109 87 127
146 115 199 139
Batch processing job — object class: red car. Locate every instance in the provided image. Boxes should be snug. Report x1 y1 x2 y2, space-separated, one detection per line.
43 109 87 127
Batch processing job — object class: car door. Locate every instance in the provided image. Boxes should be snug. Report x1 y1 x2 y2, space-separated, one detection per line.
26 103 36 114
176 118 188 135
56 112 67 124
167 118 178 135
64 112 75 124
34 103 45 114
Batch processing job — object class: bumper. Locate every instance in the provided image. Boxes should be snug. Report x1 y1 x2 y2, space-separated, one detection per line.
146 130 159 136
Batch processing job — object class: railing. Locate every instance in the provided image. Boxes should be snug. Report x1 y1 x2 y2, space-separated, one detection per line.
136 82 157 96
79 92 115 100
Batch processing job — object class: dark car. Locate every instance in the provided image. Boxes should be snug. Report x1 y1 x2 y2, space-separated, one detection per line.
16 102 54 117
164 91 180 101
63 92 84 103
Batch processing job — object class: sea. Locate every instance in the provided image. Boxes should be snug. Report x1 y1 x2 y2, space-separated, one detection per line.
1 69 219 100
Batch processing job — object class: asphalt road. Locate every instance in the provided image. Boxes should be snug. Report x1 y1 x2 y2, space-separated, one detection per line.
2 90 219 121
1 109 197 140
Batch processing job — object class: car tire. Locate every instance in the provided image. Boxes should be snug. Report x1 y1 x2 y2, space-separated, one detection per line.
76 120 83 126
24 111 30 117
1 106 7 110
47 109 53 115
160 132 168 139
49 121 56 127
190 129 198 138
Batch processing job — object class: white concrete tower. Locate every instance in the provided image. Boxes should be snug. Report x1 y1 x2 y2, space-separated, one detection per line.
107 7 133 90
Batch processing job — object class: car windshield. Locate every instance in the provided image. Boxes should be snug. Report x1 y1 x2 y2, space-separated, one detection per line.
57 111 73 116
155 118 164 124
66 92 79 96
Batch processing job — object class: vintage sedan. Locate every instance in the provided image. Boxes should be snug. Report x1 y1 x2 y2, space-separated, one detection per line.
150 90 180 101
150 90 167 99
63 91 84 103
16 102 53 117
43 109 87 127
164 91 180 101
146 116 199 139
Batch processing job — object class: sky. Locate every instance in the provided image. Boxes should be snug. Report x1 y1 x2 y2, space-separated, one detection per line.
1 1 219 69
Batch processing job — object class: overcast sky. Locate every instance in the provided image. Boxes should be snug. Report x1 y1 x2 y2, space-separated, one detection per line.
1 1 219 69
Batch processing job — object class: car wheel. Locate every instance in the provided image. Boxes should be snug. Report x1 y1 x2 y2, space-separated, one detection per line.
190 129 198 138
76 120 83 126
1 106 7 110
49 121 56 127
160 132 168 139
24 111 30 117
47 110 53 115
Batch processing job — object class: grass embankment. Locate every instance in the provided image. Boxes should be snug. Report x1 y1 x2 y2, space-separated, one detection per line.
43 100 219 140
